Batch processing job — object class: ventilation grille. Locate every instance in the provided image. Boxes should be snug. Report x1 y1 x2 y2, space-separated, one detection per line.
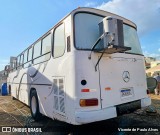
59 79 64 96
53 79 58 95
59 97 65 113
53 78 65 114
54 96 58 110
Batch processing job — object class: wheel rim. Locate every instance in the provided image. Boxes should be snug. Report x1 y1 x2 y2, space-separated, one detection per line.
31 96 37 114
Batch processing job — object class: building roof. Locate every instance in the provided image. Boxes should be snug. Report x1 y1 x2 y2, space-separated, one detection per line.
146 64 160 73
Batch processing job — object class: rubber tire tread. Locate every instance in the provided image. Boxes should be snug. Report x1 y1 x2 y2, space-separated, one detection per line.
30 90 42 121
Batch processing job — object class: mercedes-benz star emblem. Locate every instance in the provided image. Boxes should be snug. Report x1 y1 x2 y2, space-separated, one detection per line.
122 71 130 82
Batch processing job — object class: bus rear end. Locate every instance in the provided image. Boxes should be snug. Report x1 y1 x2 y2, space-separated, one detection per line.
72 8 151 125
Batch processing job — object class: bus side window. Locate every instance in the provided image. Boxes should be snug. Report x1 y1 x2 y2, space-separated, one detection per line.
53 24 65 58
17 56 20 68
33 40 42 64
13 60 17 70
24 50 27 63
12 58 17 71
27 47 33 67
20 54 24 68
33 41 41 59
28 47 33 61
33 34 51 65
23 50 28 68
42 34 51 55
41 34 51 62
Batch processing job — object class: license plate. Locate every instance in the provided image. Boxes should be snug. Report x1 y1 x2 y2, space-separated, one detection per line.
121 89 132 98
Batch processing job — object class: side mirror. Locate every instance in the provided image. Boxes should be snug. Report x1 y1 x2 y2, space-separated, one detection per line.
147 77 157 93
98 16 131 53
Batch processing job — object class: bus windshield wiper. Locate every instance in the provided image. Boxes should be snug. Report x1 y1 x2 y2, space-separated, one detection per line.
88 32 112 71
88 33 106 60
94 48 106 71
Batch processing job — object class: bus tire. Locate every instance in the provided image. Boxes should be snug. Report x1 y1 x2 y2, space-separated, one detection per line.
30 90 42 121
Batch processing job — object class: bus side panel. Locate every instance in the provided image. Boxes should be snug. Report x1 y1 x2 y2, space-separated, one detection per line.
74 51 101 111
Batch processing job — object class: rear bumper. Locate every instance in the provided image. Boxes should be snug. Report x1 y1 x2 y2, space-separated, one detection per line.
75 106 117 124
75 97 151 125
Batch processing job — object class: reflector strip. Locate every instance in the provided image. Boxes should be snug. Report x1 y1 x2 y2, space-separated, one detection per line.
105 87 111 90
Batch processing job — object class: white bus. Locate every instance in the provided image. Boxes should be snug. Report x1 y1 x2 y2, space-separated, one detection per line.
7 7 151 125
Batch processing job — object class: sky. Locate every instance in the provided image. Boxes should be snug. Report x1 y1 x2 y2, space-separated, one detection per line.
0 0 160 70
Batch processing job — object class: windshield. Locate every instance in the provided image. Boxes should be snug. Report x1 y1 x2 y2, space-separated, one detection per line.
74 13 142 55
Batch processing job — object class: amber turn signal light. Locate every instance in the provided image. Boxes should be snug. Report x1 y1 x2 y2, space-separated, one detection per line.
80 98 98 107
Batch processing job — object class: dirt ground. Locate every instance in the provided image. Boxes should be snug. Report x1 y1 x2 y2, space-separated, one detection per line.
0 94 160 135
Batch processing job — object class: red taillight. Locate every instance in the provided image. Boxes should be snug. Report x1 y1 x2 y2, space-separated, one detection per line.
80 98 98 107
81 89 90 92
147 89 150 94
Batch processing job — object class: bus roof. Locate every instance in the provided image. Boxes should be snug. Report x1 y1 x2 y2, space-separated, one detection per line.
70 7 137 28
17 7 137 57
